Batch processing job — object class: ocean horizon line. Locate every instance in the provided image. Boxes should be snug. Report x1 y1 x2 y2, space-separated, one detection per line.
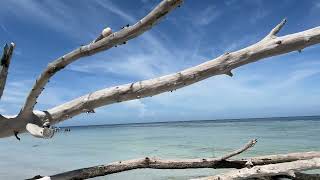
59 115 320 128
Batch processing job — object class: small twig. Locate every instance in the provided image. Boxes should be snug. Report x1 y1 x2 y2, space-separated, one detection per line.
268 18 287 37
219 139 257 160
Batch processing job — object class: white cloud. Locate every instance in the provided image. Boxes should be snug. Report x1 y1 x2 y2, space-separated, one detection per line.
123 99 153 118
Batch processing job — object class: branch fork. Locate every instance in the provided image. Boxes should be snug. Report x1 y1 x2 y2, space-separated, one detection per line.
0 0 317 144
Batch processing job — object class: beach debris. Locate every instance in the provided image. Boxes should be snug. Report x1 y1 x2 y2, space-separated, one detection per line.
28 140 320 180
26 123 54 139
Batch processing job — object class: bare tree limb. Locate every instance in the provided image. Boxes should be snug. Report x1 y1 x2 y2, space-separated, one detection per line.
19 0 183 117
45 21 320 124
0 42 15 100
0 3 319 140
194 158 320 180
267 18 287 38
219 139 257 160
28 151 320 180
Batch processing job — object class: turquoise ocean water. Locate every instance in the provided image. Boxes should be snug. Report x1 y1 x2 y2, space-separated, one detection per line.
0 116 320 179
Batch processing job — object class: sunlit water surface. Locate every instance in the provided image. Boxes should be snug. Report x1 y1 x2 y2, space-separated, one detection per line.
0 116 319 179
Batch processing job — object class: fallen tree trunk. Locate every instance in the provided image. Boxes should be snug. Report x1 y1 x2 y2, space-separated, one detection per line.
28 138 320 180
195 158 320 180
29 151 320 180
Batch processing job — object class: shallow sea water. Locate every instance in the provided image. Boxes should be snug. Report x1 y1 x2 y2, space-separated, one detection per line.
0 116 319 179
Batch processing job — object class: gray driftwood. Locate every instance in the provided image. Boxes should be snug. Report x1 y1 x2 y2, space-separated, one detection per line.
194 158 320 180
29 149 320 179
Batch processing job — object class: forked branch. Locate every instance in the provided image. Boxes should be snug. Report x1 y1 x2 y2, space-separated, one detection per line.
267 18 287 38
29 150 320 179
46 20 320 124
219 139 257 160
27 139 252 179
19 0 183 117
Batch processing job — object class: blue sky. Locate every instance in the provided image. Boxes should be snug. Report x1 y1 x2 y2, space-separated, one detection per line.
0 0 320 126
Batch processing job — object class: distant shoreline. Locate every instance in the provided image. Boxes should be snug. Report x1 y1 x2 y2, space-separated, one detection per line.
60 115 320 128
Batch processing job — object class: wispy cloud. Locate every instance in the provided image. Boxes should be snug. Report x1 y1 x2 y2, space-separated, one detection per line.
0 0 105 40
96 0 136 23
248 0 270 24
67 0 179 80
0 24 8 34
191 6 221 26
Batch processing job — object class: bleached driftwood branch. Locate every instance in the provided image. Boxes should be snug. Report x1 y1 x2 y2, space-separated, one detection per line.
0 0 183 138
19 0 183 117
0 42 15 100
29 150 320 180
219 139 257 161
0 0 320 139
195 158 320 180
44 19 320 125
28 139 256 179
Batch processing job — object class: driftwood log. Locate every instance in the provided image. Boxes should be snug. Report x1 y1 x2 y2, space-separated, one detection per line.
1 0 319 179
28 140 320 180
195 158 320 180
0 0 319 139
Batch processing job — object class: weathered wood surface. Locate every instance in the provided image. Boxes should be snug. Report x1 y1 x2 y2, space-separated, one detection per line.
28 151 320 180
0 1 318 141
0 0 183 138
44 19 320 125
19 0 183 117
195 158 320 180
